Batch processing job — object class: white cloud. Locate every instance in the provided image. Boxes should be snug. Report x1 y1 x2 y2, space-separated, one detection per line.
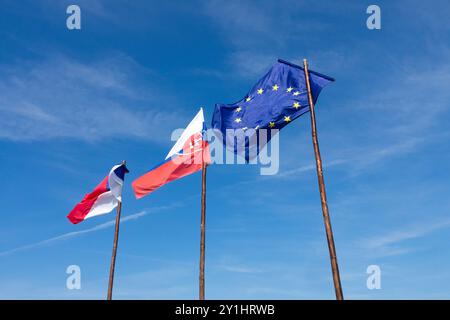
217 264 264 274
201 0 351 79
361 218 450 257
365 219 450 249
0 54 185 142
0 204 180 257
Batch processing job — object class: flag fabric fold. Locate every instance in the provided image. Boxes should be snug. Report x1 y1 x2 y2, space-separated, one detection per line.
67 163 129 224
211 59 334 158
132 108 210 199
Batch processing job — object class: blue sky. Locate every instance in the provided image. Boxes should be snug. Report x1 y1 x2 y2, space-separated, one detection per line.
1 0 450 299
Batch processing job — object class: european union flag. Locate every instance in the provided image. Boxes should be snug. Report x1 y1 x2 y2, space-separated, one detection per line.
211 59 334 159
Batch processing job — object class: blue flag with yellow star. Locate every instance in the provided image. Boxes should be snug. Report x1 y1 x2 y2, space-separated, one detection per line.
211 59 334 159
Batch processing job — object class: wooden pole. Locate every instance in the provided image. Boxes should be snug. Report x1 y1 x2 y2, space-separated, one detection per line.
107 160 126 300
199 160 207 300
303 59 344 300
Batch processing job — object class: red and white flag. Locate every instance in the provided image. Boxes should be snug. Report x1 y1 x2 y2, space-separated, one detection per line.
132 108 210 199
67 163 129 224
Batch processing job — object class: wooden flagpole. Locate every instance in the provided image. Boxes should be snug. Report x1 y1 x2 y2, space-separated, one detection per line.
107 160 126 300
199 157 208 300
303 59 344 300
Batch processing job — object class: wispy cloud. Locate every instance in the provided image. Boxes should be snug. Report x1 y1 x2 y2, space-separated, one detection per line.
202 0 330 46
365 218 450 249
274 159 345 179
0 53 185 142
201 0 351 78
216 264 264 274
0 205 179 257
270 136 424 181
362 218 450 257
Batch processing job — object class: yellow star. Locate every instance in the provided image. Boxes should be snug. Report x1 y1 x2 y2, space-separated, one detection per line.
257 88 264 94
293 102 300 109
245 96 252 102
235 107 242 112
272 84 279 91
235 118 242 123
287 87 293 92
284 116 291 122
293 91 300 96
269 121 275 128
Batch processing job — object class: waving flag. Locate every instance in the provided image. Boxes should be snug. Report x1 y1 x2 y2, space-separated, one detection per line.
67 163 129 224
132 108 210 199
211 59 334 158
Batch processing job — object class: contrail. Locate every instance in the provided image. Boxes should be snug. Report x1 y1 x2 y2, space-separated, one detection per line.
0 205 177 257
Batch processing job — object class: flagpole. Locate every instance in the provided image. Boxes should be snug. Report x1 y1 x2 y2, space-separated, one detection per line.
199 159 207 300
303 59 344 300
199 116 208 300
107 160 126 300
